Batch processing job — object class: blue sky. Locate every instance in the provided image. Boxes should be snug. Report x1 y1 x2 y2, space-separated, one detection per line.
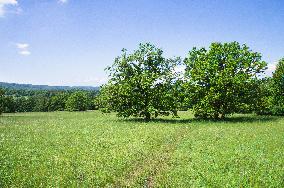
0 0 284 86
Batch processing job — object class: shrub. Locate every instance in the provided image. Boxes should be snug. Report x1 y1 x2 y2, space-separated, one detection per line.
65 91 89 111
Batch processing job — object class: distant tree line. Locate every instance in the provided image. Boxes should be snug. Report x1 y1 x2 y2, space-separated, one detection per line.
0 82 99 91
97 42 284 120
0 88 98 114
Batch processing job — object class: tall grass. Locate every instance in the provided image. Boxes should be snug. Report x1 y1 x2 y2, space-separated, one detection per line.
0 111 283 187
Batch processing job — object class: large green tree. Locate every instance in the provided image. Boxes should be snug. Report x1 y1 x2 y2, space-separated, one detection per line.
184 42 267 119
98 43 181 121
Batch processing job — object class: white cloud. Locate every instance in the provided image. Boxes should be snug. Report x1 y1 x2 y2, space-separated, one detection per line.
0 0 17 3
19 50 31 56
16 43 31 56
267 63 276 72
58 0 68 4
265 62 277 76
174 65 186 74
16 43 29 49
0 0 18 17
173 65 186 80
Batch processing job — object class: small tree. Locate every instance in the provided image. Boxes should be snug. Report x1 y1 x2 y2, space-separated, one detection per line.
184 42 267 119
271 58 284 115
14 97 28 112
4 95 17 113
254 78 274 115
49 93 68 111
98 43 181 121
65 91 88 111
33 95 50 112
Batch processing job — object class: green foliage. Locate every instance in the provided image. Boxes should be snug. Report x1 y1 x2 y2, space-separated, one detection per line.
254 78 274 115
12 97 36 112
0 88 97 113
65 91 89 111
3 95 17 113
13 97 26 112
256 58 284 116
271 58 284 115
184 42 267 119
98 43 181 120
49 93 68 111
32 95 50 112
0 88 5 115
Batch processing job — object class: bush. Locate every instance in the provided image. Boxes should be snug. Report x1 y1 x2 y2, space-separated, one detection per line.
65 91 89 111
49 93 68 111
4 96 17 113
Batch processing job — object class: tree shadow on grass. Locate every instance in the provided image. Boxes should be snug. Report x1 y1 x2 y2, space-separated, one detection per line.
121 115 281 124
218 115 280 123
0 115 27 118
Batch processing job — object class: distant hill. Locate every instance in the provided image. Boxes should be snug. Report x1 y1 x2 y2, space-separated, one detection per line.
0 82 100 91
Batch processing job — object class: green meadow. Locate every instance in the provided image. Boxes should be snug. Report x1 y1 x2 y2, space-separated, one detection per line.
0 111 284 187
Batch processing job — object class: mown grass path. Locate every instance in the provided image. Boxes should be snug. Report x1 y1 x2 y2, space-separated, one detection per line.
0 111 284 187
115 125 190 187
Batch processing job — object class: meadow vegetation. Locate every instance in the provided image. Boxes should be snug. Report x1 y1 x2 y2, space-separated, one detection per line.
1 111 284 187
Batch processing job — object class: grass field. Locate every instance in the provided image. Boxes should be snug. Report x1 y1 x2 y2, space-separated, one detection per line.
0 111 284 187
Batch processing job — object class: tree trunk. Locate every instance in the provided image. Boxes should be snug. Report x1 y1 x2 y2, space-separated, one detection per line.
213 112 219 119
145 112 151 122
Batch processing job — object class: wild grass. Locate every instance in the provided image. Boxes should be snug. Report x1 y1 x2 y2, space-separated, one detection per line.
0 111 284 187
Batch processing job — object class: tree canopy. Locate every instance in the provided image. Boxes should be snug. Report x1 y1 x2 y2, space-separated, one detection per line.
98 43 181 120
65 91 89 112
271 58 284 115
183 42 267 119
